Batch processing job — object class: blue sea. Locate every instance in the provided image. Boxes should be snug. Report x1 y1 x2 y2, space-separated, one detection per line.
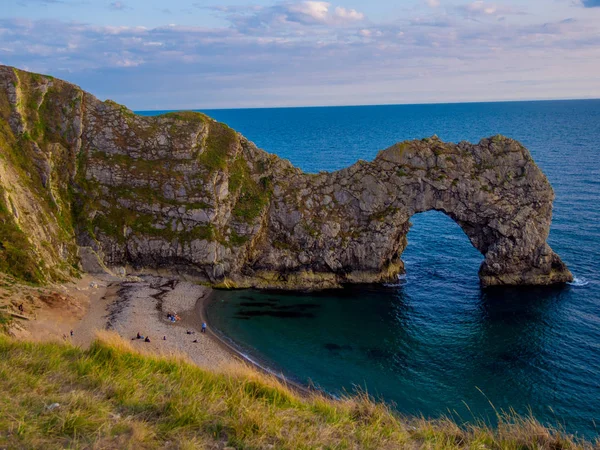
139 100 600 439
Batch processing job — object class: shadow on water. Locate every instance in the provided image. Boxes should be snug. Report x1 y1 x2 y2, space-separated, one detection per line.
472 284 570 372
478 283 570 322
440 283 575 427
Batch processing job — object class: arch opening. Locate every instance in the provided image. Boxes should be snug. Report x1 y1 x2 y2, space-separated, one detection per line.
401 210 483 285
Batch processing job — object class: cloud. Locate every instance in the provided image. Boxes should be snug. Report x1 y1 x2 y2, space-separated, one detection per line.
425 0 441 7
457 1 524 17
465 1 498 14
207 1 366 32
334 6 364 21
581 0 600 6
287 1 330 22
109 1 128 11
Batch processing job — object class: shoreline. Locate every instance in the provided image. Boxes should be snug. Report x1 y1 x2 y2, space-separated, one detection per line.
199 289 317 397
105 275 318 396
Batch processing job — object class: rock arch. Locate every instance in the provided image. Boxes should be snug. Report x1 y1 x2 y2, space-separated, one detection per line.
254 136 573 288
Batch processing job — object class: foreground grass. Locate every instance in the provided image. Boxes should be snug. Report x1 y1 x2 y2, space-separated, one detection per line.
0 333 595 449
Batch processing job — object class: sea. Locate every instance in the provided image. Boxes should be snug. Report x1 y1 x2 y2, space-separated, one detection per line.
138 100 600 439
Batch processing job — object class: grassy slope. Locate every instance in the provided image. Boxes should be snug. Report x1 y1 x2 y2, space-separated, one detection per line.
0 332 594 450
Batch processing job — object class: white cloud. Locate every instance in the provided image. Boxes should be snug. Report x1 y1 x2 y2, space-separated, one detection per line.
426 0 441 8
465 1 497 15
334 6 364 21
211 1 366 30
288 1 330 22
109 1 127 11
457 0 524 17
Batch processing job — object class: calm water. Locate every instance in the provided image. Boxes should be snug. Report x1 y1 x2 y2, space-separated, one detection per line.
139 100 600 438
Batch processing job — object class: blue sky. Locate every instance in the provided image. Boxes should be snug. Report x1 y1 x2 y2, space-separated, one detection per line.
1 0 599 109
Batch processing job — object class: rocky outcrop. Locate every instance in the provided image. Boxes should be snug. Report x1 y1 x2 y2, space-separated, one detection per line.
0 65 573 288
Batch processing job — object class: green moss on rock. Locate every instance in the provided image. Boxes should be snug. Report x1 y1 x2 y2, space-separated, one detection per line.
198 121 237 172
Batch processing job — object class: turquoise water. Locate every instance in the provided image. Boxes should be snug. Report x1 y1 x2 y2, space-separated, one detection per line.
139 100 600 438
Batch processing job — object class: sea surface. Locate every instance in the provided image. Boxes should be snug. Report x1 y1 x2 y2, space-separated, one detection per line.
139 100 600 438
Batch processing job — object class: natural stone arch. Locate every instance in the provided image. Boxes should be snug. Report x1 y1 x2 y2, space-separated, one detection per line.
253 136 572 288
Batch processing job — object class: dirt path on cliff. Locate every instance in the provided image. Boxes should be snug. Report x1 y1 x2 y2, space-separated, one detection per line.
2 274 110 343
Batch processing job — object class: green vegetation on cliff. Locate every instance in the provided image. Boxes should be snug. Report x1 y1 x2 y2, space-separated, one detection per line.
199 121 237 172
0 333 593 450
0 68 80 283
0 188 43 283
230 155 271 223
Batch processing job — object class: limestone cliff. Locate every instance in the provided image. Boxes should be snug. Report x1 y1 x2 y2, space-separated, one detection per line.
0 66 573 288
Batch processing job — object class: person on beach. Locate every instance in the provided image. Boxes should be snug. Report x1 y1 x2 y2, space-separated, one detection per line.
201 322 207 333
144 336 151 343
70 330 73 337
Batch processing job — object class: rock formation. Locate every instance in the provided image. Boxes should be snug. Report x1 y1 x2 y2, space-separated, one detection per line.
0 65 573 288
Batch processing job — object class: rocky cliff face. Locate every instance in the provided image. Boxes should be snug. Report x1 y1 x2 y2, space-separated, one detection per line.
0 65 573 288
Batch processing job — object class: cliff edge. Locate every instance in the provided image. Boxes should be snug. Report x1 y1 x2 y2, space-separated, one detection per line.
0 66 573 288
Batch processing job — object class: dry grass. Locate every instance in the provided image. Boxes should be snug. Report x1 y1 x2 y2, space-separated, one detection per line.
0 331 596 449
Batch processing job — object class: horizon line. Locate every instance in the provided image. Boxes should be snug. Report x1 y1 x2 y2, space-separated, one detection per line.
134 96 600 113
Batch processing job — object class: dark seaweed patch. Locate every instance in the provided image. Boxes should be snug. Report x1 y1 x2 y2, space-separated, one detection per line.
324 343 353 352
235 309 316 319
274 304 320 311
239 302 277 307
362 347 396 362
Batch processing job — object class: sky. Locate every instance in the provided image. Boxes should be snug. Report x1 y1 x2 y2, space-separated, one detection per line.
1 0 599 109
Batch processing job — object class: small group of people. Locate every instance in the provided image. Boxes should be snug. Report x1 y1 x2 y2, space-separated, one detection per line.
186 323 207 333
62 329 74 340
166 313 181 323
132 321 207 345
188 323 207 343
134 332 151 343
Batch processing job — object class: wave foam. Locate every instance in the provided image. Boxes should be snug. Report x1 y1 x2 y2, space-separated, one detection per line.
384 273 408 287
568 277 590 287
